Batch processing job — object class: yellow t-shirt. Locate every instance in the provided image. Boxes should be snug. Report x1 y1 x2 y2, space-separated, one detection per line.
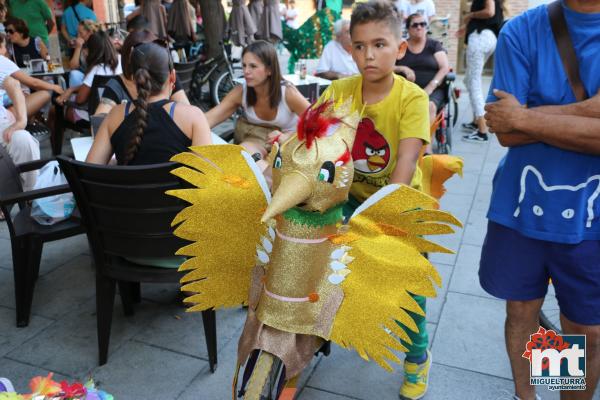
319 74 430 203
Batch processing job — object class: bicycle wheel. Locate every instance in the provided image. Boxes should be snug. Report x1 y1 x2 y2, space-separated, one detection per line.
540 283 562 334
210 69 240 106
445 102 454 152
451 97 459 127
243 351 284 400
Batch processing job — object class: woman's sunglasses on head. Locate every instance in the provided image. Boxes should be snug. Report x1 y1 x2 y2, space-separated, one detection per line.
411 22 428 28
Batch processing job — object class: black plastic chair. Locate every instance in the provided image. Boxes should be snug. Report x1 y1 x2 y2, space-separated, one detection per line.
52 75 117 155
0 146 85 327
297 82 319 103
56 157 218 371
174 60 200 95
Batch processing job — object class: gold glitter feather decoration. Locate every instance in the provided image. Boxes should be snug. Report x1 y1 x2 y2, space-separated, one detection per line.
330 184 462 371
167 145 270 311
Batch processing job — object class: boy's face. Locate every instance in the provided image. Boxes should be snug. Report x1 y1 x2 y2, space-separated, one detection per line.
350 21 407 83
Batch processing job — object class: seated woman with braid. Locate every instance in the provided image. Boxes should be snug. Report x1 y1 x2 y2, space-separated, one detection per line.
86 41 211 268
86 41 211 166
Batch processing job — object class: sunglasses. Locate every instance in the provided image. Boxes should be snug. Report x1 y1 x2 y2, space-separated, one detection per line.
5 29 14 34
410 22 428 28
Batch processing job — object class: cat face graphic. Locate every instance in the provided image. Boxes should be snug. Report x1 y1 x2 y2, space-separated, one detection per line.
513 166 600 228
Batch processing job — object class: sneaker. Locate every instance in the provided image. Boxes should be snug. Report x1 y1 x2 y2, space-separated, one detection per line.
462 131 489 142
399 350 432 400
461 122 478 131
0 377 15 392
496 390 542 400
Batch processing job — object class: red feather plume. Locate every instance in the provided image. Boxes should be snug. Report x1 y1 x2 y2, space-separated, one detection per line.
297 101 341 149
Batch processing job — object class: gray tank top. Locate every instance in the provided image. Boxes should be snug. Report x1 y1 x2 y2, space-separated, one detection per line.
241 82 299 133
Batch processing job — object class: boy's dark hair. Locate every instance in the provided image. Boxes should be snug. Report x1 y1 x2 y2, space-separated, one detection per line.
127 15 149 32
350 0 402 39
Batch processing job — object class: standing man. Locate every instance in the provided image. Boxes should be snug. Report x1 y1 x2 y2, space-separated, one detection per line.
8 0 55 45
480 1 600 399
315 19 359 80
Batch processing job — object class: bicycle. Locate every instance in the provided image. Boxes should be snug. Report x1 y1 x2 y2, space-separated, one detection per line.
188 41 243 110
433 72 460 154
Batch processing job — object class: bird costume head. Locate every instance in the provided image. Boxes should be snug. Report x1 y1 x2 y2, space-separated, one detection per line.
262 99 361 222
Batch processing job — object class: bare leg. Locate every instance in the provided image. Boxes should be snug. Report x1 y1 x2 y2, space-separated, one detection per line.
24 91 51 118
506 299 544 400
240 140 268 159
559 315 600 400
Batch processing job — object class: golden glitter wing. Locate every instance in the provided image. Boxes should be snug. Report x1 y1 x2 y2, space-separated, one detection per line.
329 184 462 370
167 145 271 312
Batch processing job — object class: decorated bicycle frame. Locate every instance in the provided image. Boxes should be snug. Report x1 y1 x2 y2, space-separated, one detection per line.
168 97 462 399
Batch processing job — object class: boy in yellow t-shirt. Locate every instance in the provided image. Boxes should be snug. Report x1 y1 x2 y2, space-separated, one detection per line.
318 1 432 399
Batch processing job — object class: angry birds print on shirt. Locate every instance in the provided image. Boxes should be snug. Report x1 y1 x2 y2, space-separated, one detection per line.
352 118 391 174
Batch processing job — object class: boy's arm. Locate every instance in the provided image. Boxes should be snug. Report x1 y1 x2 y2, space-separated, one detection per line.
389 138 424 185
391 88 430 185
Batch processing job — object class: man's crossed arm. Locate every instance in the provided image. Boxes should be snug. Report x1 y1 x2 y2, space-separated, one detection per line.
485 89 600 155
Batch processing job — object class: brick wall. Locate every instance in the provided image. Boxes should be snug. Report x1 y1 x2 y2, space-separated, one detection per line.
436 0 530 71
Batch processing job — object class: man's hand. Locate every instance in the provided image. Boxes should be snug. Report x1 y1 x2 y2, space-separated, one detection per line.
484 89 527 134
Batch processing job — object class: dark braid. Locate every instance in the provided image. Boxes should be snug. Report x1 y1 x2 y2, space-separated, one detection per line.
121 68 153 165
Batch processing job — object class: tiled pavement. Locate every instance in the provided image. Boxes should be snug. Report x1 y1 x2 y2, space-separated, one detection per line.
1 77 594 400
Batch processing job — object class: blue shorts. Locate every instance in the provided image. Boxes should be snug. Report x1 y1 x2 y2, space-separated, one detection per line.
479 221 600 325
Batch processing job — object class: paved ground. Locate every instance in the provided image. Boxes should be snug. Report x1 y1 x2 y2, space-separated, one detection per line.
1 76 595 400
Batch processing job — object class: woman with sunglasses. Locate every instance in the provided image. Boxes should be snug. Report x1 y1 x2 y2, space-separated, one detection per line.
395 13 449 152
5 17 48 68
94 29 189 116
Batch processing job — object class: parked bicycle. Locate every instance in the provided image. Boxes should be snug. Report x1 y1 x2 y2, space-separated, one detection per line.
188 41 243 110
433 72 460 154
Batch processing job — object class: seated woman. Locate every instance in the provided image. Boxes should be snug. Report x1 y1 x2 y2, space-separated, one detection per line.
86 41 210 267
395 13 450 128
5 17 48 67
94 29 189 116
68 19 101 88
0 33 63 118
86 41 211 165
206 40 310 159
56 30 122 121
